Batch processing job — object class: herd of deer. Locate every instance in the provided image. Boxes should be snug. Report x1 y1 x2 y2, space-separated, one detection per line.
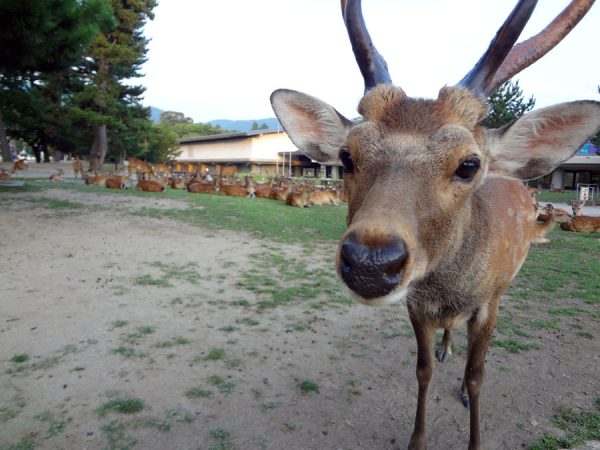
269 0 600 449
73 156 346 207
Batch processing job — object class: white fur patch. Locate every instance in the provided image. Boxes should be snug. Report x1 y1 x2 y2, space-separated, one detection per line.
348 287 409 306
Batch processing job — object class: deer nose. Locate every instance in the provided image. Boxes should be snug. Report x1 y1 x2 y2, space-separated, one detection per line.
339 233 408 299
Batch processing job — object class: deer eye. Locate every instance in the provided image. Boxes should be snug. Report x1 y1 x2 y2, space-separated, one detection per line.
453 157 480 182
339 148 354 173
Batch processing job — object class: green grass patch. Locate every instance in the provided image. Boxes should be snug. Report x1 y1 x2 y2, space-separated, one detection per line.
490 339 542 354
10 354 30 363
297 379 319 394
207 375 235 394
205 348 226 361
98 398 145 416
185 387 213 399
530 400 600 449
133 274 173 287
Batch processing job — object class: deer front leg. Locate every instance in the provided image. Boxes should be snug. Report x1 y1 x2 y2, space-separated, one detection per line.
408 311 436 450
462 301 499 450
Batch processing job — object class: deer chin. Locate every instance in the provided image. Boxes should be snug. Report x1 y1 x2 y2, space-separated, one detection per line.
347 286 409 306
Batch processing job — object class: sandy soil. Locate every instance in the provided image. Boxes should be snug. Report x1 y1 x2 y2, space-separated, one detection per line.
0 184 599 450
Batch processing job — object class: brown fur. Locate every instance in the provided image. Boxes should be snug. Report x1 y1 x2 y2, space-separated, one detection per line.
285 189 312 207
127 157 154 180
271 78 600 450
49 169 64 181
105 175 128 189
84 173 109 186
11 160 27 176
309 189 340 206
560 215 600 232
72 157 82 180
136 179 165 192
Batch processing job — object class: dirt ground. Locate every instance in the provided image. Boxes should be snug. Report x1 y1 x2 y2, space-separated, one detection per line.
1 176 599 449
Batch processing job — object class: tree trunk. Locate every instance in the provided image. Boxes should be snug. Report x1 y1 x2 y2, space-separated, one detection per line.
89 124 108 172
0 111 13 162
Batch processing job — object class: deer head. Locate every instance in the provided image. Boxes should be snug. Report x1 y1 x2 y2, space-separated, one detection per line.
271 0 600 305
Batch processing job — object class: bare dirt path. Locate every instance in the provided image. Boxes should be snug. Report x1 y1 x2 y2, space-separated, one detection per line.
0 187 598 450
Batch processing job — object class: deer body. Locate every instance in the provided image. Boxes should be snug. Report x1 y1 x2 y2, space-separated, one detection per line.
270 1 600 448
560 215 600 232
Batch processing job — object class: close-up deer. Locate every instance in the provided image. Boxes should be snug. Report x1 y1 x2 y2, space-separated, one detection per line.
270 1 600 449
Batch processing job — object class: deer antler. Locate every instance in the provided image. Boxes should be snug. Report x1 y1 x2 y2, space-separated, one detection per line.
460 0 595 98
458 0 537 98
341 0 392 93
487 0 595 94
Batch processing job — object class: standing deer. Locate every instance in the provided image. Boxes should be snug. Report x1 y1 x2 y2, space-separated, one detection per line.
270 1 600 449
72 156 82 181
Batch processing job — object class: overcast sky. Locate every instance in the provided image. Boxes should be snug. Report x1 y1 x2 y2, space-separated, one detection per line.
140 0 600 123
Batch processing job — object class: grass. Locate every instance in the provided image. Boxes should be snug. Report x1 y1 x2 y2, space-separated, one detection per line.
98 397 145 416
185 387 213 398
10 354 30 363
490 338 542 354
530 399 600 449
297 379 319 394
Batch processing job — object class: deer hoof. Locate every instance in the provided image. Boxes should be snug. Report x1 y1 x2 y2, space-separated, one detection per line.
435 349 452 363
461 391 469 408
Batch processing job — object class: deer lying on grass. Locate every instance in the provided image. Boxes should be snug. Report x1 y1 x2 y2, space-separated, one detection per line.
136 179 165 192
105 175 129 189
309 188 341 206
49 168 64 181
270 1 600 448
560 213 600 232
84 173 110 187
285 186 312 207
0 168 12 181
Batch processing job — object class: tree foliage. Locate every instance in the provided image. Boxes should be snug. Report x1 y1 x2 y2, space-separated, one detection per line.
0 0 114 162
481 80 535 129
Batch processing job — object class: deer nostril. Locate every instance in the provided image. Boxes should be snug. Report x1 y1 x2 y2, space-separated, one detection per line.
339 234 408 299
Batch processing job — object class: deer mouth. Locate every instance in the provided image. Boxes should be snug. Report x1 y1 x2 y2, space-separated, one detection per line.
338 232 409 304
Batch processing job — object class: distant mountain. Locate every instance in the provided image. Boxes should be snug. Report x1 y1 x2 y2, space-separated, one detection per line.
208 118 281 132
149 106 164 124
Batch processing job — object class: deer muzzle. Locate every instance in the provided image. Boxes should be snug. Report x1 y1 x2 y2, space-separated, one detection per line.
339 232 408 300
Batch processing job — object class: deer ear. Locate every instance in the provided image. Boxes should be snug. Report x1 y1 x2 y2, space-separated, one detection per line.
271 89 352 165
487 101 600 180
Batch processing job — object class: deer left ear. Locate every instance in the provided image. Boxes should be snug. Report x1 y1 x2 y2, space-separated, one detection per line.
487 101 600 180
271 89 353 165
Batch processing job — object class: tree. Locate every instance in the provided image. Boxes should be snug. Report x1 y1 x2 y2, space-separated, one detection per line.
0 0 114 162
160 111 193 125
481 80 535 129
76 0 157 171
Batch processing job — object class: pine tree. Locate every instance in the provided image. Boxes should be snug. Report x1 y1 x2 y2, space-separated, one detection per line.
0 0 113 162
481 80 535 129
76 0 157 170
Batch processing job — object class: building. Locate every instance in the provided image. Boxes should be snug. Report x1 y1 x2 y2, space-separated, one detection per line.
177 130 342 178
544 143 600 191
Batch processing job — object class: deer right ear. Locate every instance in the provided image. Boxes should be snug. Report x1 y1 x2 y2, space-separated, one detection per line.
271 89 352 165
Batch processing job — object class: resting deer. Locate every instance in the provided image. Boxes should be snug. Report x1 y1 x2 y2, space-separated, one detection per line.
0 167 12 181
285 186 312 207
560 211 600 232
136 178 165 192
270 1 600 448
49 168 64 181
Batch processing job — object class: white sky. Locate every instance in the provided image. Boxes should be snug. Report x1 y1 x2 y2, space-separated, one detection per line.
140 0 600 123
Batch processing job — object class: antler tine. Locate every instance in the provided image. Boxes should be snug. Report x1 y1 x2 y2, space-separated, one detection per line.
341 0 392 93
458 0 537 98
488 0 595 95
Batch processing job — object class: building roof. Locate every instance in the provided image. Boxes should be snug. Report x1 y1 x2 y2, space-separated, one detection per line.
179 129 281 144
